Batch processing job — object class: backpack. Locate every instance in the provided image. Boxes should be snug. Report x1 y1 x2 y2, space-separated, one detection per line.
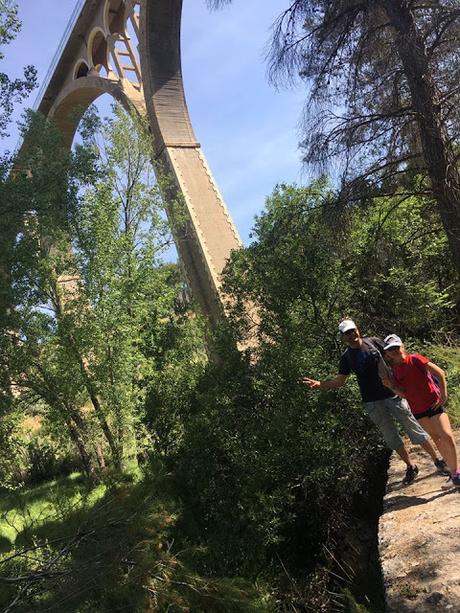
412 355 441 394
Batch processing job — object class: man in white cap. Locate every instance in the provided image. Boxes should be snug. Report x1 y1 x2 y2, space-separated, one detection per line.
303 319 449 483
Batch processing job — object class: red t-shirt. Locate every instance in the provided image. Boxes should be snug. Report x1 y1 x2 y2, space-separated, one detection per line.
392 353 440 415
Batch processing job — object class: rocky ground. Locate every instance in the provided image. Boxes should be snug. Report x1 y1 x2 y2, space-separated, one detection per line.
379 432 460 612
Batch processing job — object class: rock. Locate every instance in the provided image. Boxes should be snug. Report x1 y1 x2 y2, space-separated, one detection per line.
425 592 445 606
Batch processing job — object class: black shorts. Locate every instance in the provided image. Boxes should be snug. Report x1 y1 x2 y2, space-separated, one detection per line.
414 406 445 420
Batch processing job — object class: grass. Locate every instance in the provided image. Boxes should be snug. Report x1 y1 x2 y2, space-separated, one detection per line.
0 472 107 549
0 465 273 612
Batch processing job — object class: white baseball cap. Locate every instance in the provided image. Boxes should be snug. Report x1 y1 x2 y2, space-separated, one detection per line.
383 334 402 350
338 319 357 334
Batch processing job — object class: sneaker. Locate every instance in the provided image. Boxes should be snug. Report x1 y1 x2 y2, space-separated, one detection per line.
441 473 460 490
403 464 419 484
434 458 451 476
441 476 456 490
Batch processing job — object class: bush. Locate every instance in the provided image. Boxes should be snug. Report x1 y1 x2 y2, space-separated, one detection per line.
25 439 79 484
165 181 459 608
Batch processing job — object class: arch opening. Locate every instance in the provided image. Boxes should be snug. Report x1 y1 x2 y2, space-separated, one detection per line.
98 65 109 79
90 30 109 74
105 0 126 37
74 61 89 80
49 77 144 150
62 91 179 265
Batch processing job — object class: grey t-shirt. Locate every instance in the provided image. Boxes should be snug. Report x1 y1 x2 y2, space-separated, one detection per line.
338 337 394 402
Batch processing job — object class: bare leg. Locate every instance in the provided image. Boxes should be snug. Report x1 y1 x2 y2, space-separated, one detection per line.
418 414 459 474
419 438 439 462
395 444 412 467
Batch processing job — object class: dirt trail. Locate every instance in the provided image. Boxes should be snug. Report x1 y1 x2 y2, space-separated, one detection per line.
379 431 460 612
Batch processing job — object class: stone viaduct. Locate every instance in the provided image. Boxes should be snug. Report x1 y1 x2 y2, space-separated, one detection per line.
20 0 242 327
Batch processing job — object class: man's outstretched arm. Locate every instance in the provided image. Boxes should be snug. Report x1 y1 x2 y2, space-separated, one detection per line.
302 374 348 390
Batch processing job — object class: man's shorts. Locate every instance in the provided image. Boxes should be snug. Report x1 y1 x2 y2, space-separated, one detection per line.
414 406 445 420
363 396 429 450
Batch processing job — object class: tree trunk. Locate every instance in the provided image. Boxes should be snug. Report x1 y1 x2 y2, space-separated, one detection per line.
94 442 106 470
380 0 460 274
86 385 122 470
65 417 98 481
50 281 122 470
66 403 106 474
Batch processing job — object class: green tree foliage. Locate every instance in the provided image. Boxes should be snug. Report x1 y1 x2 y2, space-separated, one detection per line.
1 113 101 481
168 180 456 608
0 0 36 357
0 105 206 482
224 180 456 344
212 0 460 276
68 105 179 469
0 0 36 137
278 0 460 276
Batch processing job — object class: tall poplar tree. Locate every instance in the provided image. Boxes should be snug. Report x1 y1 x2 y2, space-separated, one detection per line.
1 105 201 479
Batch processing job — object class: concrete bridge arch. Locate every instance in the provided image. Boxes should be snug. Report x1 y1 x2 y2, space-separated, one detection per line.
23 0 242 327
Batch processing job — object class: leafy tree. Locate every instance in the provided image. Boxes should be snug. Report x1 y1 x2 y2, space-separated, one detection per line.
0 105 206 480
212 0 460 276
0 0 36 137
0 113 102 480
68 105 182 469
224 180 456 349
169 179 456 608
0 0 36 363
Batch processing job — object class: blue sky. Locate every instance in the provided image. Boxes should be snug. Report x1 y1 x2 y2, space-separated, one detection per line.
2 0 309 244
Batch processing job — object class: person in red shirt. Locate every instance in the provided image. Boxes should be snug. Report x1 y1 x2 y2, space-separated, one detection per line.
383 334 460 489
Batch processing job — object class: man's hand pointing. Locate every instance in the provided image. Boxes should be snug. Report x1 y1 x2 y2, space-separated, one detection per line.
302 377 321 389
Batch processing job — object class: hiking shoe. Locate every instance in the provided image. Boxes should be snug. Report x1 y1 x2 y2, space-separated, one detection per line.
441 473 460 489
403 464 419 484
434 458 451 476
441 476 456 490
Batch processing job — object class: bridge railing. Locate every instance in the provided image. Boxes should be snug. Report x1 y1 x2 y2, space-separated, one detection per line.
33 0 87 111
11 0 86 161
